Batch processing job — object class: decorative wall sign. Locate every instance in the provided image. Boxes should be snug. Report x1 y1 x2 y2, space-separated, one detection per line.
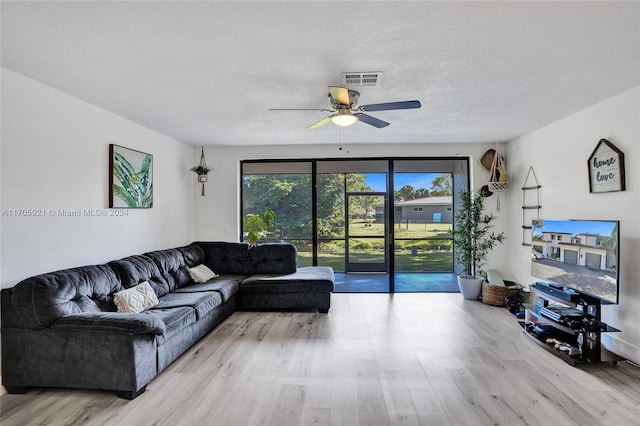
587 138 625 193
109 144 153 208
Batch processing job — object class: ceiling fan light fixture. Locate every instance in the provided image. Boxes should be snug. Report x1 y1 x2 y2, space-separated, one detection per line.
331 111 358 127
270 86 420 129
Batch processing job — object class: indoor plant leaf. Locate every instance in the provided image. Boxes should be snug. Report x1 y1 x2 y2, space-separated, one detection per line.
451 189 505 278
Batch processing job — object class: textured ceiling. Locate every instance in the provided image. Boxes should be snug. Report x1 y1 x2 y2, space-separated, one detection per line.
2 1 639 147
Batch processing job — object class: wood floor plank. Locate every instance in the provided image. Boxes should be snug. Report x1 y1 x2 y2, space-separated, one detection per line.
300 406 331 426
1 293 639 426
268 384 307 426
356 377 390 426
408 388 451 426
379 370 422 426
329 377 360 426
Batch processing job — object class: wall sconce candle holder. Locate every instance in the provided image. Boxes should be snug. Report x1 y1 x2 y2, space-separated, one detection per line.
190 147 211 196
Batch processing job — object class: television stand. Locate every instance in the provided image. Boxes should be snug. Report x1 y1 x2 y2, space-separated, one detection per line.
532 281 580 302
522 284 625 366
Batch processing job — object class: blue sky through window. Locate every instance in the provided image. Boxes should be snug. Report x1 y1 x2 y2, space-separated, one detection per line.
362 173 450 193
533 219 617 236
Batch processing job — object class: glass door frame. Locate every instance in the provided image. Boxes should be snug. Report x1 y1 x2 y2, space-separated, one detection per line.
345 191 388 273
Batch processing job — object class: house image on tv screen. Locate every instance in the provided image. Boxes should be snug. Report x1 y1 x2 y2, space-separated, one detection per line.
532 230 615 270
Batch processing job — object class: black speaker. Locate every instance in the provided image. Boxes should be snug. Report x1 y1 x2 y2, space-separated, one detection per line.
505 296 523 315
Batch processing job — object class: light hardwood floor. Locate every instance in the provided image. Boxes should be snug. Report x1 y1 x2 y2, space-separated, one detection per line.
1 293 639 426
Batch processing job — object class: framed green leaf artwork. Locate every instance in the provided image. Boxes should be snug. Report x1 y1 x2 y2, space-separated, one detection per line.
109 144 153 208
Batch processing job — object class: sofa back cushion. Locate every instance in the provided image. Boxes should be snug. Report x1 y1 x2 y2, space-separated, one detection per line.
193 241 297 275
9 264 122 329
108 255 171 297
249 243 297 274
195 241 254 275
178 244 205 268
143 248 192 291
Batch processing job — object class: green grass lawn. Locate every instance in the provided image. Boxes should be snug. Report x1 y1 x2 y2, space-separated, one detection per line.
298 249 453 272
278 222 454 272
349 221 452 239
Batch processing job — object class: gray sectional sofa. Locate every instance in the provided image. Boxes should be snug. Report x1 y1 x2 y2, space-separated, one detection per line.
1 241 334 399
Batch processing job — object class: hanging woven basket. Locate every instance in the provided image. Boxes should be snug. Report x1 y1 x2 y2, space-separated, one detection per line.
487 181 509 192
486 148 509 193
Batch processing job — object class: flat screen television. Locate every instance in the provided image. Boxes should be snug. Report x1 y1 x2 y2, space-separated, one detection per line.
530 218 620 304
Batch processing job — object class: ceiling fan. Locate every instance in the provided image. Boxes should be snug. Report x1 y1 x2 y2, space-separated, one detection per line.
269 86 421 129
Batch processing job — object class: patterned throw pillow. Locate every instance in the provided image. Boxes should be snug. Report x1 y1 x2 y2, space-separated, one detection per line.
188 264 218 283
113 281 159 313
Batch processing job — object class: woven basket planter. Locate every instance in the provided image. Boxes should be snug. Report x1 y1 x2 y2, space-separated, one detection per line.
482 281 521 306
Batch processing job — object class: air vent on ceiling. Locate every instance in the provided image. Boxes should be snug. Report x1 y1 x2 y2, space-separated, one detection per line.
341 72 382 88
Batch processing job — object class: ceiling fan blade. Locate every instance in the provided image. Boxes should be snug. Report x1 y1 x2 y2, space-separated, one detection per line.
357 113 390 128
328 86 351 106
307 116 332 129
360 100 421 112
269 108 333 112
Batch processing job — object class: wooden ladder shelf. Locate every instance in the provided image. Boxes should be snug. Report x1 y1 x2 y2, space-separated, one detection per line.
521 167 541 246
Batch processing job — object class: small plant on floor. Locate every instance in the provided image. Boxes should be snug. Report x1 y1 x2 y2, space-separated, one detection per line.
243 209 276 247
451 189 505 278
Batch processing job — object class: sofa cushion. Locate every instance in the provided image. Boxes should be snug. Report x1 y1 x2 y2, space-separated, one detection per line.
241 266 335 293
152 292 222 320
148 307 197 345
143 249 192 290
109 255 171 297
248 243 297 274
113 281 159 313
174 276 243 302
10 264 122 329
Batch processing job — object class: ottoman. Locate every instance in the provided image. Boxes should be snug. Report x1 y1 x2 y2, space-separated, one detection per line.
237 266 334 313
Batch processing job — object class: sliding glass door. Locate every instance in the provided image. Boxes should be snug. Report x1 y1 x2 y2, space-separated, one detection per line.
241 158 469 293
316 161 390 292
392 160 462 292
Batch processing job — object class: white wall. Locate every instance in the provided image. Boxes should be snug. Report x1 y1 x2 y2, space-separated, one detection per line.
193 142 510 275
505 86 640 364
0 69 195 287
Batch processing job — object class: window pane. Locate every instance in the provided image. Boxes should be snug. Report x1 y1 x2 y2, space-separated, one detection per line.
394 222 452 239
288 239 312 267
316 173 345 239
242 171 311 241
318 240 345 272
394 239 453 272
348 238 385 264
393 169 454 273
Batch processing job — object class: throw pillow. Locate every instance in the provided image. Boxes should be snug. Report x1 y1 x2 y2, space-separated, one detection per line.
113 281 159 313
486 270 505 286
188 264 218 283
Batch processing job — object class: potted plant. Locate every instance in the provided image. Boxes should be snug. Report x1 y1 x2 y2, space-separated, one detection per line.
451 189 505 299
243 209 275 247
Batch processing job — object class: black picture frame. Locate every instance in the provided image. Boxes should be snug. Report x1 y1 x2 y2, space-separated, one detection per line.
587 139 625 193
